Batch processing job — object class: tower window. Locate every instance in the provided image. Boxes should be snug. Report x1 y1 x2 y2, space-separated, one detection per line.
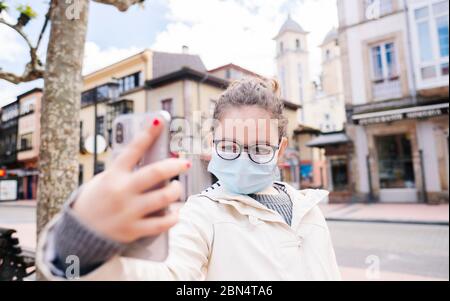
280 42 284 53
296 39 301 50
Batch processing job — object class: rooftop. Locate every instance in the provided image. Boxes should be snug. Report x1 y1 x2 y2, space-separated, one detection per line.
152 51 207 78
320 27 338 46
273 14 308 39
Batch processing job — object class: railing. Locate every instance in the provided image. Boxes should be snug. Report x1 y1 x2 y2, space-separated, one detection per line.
17 146 33 153
372 78 402 101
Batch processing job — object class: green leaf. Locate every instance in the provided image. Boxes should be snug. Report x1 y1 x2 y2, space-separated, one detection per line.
0 2 9 11
16 4 38 19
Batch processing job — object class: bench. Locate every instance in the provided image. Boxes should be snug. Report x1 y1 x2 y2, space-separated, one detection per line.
0 227 36 281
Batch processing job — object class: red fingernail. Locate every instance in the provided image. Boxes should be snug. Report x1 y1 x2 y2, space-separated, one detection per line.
152 118 160 126
186 161 192 168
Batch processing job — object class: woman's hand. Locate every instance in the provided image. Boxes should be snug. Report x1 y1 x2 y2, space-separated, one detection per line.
72 118 191 243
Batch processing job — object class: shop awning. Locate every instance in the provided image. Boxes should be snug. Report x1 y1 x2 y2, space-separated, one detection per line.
306 132 350 148
352 102 449 125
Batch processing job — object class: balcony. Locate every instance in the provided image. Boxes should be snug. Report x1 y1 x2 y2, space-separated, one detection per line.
17 146 33 153
372 77 402 101
81 81 120 107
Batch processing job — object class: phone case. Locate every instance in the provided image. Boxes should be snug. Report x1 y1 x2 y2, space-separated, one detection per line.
112 111 171 262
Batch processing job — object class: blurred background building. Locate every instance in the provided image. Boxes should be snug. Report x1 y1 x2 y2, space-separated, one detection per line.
0 88 41 200
337 0 448 203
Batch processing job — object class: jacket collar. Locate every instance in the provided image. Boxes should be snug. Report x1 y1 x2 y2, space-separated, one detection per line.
199 181 329 228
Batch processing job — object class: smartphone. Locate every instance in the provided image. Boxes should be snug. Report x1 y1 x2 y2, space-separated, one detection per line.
112 111 171 262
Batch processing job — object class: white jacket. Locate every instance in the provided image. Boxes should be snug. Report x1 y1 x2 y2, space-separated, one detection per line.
36 182 341 281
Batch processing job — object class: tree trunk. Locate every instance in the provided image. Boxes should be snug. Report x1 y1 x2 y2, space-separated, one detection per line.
36 0 89 277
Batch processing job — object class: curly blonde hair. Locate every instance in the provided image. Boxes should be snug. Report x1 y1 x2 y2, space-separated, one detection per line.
213 77 287 138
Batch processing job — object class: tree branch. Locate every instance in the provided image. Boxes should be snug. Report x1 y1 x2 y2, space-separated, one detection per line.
92 0 144 11
36 4 52 51
0 16 44 84
0 16 34 50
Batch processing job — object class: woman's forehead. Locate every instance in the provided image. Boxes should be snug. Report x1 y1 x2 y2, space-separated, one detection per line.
214 117 279 144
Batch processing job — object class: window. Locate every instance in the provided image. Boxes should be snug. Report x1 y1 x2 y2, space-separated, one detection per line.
19 133 32 151
370 42 398 80
79 121 84 153
296 39 301 50
364 0 393 19
413 1 449 80
81 84 117 106
20 98 35 115
369 41 402 101
325 49 331 61
95 161 105 174
96 116 105 137
330 157 349 191
1 104 18 122
118 72 142 94
375 134 415 189
280 42 284 54
225 69 231 79
161 98 173 116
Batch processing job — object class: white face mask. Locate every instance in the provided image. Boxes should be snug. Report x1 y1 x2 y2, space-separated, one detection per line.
207 148 278 195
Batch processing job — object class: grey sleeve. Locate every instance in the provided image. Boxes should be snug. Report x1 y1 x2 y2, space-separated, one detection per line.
46 187 127 276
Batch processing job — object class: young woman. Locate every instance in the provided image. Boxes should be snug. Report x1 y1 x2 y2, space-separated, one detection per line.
37 77 341 280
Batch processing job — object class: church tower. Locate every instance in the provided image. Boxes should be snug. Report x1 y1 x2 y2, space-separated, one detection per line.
274 14 311 124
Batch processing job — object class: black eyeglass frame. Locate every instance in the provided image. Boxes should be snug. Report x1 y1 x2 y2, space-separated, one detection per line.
213 139 280 164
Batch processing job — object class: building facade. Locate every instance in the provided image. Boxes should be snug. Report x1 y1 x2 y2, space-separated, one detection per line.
312 27 347 133
338 0 449 203
0 88 42 200
16 88 42 200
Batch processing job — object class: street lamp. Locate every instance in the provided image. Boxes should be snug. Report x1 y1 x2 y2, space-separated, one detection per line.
93 79 120 175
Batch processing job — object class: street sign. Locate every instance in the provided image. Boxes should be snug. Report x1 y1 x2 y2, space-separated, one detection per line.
0 180 18 201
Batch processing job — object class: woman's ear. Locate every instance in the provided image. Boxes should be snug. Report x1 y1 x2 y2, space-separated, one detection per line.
277 137 288 162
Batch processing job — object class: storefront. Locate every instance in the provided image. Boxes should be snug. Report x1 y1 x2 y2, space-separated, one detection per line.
307 131 352 203
279 148 300 189
351 102 449 203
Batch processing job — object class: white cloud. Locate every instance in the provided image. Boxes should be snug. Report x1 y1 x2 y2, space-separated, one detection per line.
151 0 338 79
82 42 143 75
0 11 28 63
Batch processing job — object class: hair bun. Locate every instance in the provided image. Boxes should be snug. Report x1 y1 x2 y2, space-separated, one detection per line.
270 79 280 96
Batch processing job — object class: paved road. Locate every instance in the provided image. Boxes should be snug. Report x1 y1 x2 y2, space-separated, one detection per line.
328 221 449 280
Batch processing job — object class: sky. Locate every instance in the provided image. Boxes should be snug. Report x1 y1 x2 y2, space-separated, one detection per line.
0 0 338 107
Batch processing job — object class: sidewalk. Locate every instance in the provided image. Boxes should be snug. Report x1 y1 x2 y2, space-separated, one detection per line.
0 200 37 207
0 200 37 252
319 202 449 225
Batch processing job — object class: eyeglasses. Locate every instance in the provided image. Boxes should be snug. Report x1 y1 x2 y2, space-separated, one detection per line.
213 139 279 164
